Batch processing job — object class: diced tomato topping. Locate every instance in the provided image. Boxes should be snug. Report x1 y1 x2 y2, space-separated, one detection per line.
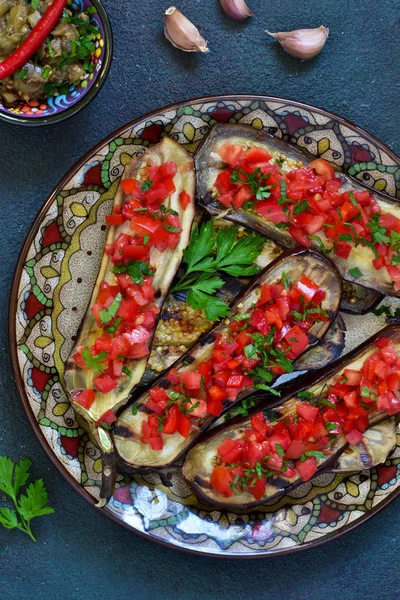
93 374 118 394
73 388 96 410
295 457 318 482
210 465 234 498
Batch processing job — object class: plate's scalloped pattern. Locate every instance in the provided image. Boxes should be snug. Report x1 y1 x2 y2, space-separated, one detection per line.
12 96 400 556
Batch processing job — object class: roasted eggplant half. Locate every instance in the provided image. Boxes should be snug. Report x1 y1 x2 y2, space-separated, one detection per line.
113 249 342 472
196 123 400 297
65 137 196 431
182 325 400 510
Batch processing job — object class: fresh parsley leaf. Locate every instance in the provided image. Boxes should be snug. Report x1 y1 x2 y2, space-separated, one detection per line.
348 267 363 278
187 288 231 321
132 405 138 416
0 456 54 541
0 507 19 530
99 292 122 324
216 229 265 277
122 366 132 378
82 347 108 372
31 0 40 8
172 222 264 321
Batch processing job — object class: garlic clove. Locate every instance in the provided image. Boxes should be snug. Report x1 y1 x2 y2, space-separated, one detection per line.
266 26 329 61
164 6 209 53
220 0 253 20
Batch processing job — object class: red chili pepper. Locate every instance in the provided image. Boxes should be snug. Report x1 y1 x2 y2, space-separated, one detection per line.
0 0 68 81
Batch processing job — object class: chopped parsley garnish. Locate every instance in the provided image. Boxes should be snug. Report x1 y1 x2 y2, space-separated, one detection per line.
112 260 154 285
282 271 290 291
140 179 153 192
300 451 325 462
81 347 108 372
104 317 123 334
122 366 133 378
98 292 122 324
162 224 180 233
348 267 363 278
230 168 275 201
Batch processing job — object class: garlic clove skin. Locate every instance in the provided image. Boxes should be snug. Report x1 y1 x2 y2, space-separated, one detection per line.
220 0 253 20
164 6 209 53
266 26 329 61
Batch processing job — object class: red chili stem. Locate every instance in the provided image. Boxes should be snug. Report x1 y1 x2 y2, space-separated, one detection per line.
0 0 68 81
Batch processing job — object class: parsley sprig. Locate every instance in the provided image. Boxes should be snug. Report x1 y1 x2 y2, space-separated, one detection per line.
0 456 54 542
171 222 265 320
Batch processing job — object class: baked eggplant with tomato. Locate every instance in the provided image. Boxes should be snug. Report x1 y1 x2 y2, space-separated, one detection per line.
196 123 400 297
113 249 342 472
182 325 400 510
65 137 196 435
146 223 344 379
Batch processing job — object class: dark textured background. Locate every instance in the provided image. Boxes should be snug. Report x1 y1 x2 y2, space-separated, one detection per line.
1 1 400 598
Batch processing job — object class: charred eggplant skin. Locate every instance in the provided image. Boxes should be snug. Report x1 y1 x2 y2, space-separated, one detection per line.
196 123 400 297
182 324 400 511
113 248 343 472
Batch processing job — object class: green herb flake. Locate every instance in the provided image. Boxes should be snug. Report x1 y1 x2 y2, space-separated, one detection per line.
98 292 122 324
348 267 363 278
275 443 285 457
81 347 108 372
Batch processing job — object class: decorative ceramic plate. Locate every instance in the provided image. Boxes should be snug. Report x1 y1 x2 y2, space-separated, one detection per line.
10 95 400 557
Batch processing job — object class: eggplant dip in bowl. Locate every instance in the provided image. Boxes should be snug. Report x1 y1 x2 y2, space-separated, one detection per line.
0 0 112 125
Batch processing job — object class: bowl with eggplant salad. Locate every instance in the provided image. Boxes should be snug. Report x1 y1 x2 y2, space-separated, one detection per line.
61 123 400 513
0 0 112 125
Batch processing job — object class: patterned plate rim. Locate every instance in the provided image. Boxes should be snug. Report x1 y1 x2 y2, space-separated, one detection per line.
9 94 400 558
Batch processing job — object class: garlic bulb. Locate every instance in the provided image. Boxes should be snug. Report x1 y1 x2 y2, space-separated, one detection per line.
164 6 208 53
266 26 329 60
220 0 253 20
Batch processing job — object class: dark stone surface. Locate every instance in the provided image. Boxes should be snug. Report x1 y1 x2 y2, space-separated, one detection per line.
1 0 399 598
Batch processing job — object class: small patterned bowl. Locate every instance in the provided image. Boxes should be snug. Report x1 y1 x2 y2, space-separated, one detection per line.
0 0 113 126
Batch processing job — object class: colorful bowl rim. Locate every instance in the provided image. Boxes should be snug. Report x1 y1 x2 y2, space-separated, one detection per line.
0 0 113 127
8 94 400 557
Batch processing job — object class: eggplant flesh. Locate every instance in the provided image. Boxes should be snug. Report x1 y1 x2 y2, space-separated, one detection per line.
113 249 342 470
65 138 196 426
182 325 400 510
334 418 397 472
196 123 400 297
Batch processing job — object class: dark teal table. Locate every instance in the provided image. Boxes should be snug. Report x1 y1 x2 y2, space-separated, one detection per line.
1 1 399 598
